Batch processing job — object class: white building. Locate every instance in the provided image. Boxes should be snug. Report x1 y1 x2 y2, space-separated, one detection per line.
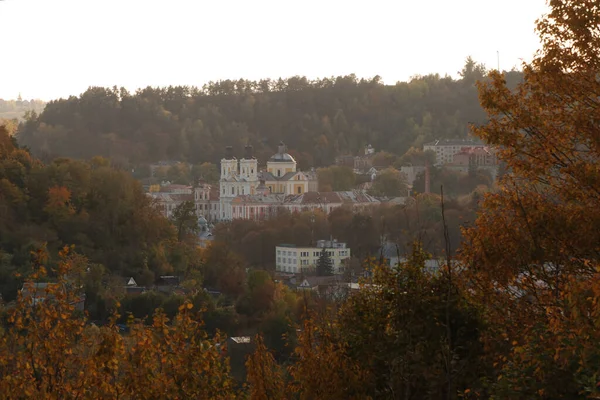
147 180 220 221
275 239 351 274
194 181 220 223
220 141 313 221
220 145 259 220
423 138 483 165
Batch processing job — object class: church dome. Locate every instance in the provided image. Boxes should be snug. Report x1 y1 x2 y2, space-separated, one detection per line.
269 152 296 163
269 141 296 163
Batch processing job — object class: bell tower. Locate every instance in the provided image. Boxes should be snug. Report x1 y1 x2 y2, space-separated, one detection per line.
240 144 258 181
220 146 238 179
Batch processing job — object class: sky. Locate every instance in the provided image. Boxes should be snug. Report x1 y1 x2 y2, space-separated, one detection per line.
0 0 549 101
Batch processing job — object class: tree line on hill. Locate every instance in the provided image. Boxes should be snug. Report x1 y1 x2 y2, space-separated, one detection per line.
15 60 523 169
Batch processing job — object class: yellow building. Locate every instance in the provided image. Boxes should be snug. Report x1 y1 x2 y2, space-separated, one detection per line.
275 240 351 274
262 141 309 195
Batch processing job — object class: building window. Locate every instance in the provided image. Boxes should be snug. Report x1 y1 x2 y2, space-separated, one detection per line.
277 170 281 177
231 187 234 195
297 186 301 194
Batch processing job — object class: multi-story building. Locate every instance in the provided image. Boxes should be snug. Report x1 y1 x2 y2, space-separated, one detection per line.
194 181 220 223
452 146 498 167
147 180 220 221
219 145 259 220
424 138 484 165
227 190 380 221
147 192 193 219
219 141 312 220
275 239 351 274
283 190 380 214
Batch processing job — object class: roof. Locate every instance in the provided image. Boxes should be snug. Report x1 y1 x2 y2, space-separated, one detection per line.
269 152 296 163
283 191 380 205
423 138 483 147
260 170 305 182
269 141 296 163
299 276 340 288
454 146 493 155
21 282 61 295
160 184 192 190
378 242 402 260
231 193 285 204
230 337 251 344
147 192 194 203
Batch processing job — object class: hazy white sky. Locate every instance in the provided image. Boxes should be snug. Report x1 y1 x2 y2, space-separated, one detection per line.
1 0 549 101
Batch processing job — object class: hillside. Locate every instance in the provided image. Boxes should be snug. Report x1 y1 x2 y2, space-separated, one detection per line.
16 59 523 167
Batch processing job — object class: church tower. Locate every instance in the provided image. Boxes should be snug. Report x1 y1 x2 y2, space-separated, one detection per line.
220 146 238 179
239 144 258 182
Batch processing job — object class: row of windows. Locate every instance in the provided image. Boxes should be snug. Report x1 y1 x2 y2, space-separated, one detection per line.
278 249 350 258
277 257 297 264
196 203 217 210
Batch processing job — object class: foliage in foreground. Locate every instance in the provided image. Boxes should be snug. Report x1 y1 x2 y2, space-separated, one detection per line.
0 247 235 399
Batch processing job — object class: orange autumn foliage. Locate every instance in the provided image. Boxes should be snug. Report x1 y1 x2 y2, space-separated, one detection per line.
0 246 237 399
459 0 600 397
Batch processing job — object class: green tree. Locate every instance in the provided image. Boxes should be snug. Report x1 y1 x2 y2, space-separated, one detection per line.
194 162 220 184
396 146 436 167
369 167 408 197
317 165 355 191
171 201 199 241
316 248 334 276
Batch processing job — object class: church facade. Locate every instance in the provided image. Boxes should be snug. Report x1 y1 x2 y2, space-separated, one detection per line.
219 142 310 221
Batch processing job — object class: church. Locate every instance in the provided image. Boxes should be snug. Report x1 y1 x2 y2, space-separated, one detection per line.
219 142 310 220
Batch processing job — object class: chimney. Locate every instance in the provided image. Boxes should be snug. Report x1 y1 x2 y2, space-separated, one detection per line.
225 146 234 159
425 159 431 194
244 144 254 159
278 141 286 154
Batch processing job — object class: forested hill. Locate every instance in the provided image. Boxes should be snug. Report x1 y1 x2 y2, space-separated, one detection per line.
16 59 523 168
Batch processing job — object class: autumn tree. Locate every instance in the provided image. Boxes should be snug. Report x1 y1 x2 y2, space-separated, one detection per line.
460 1 600 397
245 335 286 400
0 246 238 399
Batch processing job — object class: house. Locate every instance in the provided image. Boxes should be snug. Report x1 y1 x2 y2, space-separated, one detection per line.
194 180 220 223
20 282 85 311
353 144 375 173
147 179 221 221
377 242 402 267
147 192 194 218
156 276 181 293
124 277 137 287
123 277 145 295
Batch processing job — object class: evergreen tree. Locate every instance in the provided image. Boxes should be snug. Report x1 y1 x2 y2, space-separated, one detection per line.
316 247 334 276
